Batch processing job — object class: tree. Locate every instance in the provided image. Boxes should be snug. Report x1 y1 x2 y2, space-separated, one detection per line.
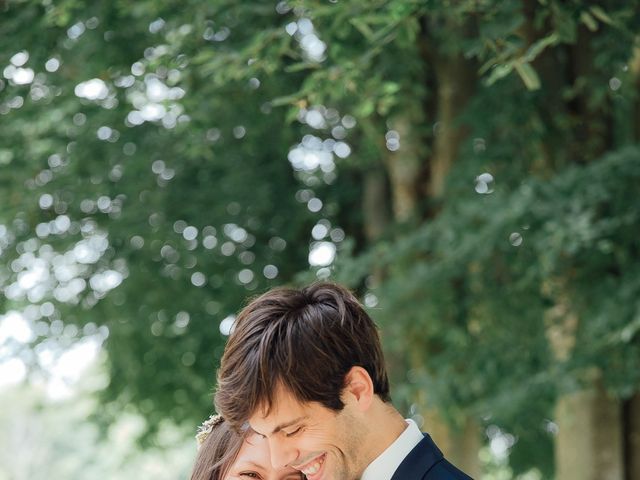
1 1 640 477
0 381 195 480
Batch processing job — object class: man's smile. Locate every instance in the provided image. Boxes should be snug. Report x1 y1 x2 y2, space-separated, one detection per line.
295 452 327 479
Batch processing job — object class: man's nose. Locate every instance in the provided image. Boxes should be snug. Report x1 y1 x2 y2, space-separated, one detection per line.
269 438 297 470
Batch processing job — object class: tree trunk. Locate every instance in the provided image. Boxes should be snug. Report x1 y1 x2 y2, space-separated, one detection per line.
545 282 624 480
428 53 475 198
542 14 628 475
424 410 482 479
630 45 640 142
406 20 481 476
384 114 421 222
362 167 391 242
624 393 640 480
555 378 624 480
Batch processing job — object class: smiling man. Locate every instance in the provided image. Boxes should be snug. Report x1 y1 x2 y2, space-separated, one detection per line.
215 282 472 480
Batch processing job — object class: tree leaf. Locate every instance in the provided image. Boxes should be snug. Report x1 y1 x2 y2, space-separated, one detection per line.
514 61 541 90
590 6 615 26
580 11 598 32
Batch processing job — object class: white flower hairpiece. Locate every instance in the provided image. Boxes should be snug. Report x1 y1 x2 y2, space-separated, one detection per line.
195 414 225 447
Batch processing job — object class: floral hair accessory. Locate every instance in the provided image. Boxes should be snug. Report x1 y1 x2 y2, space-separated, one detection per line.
196 414 225 447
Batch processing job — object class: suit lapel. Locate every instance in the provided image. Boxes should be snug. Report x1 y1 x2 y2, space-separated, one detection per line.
390 434 443 480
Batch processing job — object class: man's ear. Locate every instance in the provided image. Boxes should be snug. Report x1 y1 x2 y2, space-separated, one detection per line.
343 366 374 411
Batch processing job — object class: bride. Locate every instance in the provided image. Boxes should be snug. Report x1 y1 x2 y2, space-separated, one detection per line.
191 414 304 480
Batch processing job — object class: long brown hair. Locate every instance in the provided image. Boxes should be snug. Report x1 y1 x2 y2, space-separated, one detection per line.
190 418 244 480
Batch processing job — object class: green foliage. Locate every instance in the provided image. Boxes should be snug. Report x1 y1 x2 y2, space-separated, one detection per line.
0 0 317 435
0 381 195 479
2 1 640 477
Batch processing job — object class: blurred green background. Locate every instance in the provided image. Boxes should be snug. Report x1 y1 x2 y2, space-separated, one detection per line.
1 1 639 478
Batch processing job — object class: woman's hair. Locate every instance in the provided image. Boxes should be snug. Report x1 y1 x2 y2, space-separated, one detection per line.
191 416 244 480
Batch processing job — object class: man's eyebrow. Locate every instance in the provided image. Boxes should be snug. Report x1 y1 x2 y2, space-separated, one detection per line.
270 415 308 435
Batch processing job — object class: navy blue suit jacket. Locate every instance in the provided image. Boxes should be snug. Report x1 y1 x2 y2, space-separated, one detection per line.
389 434 473 480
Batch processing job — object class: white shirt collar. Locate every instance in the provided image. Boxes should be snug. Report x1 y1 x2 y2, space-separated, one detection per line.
361 419 424 480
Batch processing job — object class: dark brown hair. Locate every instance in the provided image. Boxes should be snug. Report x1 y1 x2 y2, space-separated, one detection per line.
215 282 390 430
190 419 244 480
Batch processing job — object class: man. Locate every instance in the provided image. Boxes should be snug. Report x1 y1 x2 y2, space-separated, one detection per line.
215 282 472 480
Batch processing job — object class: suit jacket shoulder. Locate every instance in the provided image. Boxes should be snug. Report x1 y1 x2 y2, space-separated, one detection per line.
389 434 474 480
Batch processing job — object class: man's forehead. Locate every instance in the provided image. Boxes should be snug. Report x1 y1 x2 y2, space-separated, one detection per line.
254 384 305 419
249 386 311 434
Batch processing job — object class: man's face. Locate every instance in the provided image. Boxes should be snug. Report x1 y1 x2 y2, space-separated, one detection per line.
248 384 369 480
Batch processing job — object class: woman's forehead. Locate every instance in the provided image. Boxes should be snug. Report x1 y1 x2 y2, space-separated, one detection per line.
230 435 303 479
234 435 270 465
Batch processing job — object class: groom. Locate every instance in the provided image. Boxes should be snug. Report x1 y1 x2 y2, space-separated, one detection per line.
215 282 472 480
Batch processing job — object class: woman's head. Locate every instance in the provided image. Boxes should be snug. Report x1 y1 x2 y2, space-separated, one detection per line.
191 415 242 480
191 414 304 480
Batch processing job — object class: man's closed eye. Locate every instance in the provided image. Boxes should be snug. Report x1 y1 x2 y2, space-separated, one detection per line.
285 427 302 437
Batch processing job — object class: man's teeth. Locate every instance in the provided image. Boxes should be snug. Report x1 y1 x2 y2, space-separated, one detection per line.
302 456 324 475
